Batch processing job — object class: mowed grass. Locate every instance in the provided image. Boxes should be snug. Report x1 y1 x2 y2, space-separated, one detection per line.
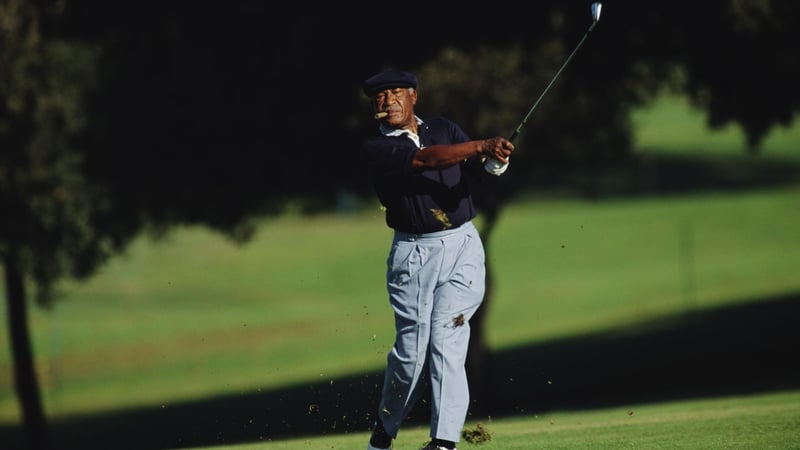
0 212 399 419
0 96 799 447
485 186 800 348
203 389 800 449
632 94 800 157
1 185 798 422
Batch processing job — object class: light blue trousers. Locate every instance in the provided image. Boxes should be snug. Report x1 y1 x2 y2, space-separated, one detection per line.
377 221 486 443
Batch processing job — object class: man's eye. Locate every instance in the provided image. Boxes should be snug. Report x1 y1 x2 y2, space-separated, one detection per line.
376 88 405 102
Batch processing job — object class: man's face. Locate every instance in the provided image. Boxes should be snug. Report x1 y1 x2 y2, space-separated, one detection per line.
373 87 417 130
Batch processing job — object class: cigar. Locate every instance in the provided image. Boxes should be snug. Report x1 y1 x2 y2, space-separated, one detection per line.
374 111 388 119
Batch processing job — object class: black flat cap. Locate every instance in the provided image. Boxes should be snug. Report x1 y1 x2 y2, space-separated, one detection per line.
363 69 418 97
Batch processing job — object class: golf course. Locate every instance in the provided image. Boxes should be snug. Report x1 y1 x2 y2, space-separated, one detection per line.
1 96 799 449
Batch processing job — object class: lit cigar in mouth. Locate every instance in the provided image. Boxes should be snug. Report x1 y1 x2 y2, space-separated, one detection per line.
374 111 389 119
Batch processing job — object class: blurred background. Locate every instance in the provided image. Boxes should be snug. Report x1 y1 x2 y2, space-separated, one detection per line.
2 1 799 449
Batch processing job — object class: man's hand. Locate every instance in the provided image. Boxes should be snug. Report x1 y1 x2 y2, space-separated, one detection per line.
480 137 514 164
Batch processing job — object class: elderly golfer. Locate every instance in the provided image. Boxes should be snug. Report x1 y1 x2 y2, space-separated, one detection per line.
362 69 513 450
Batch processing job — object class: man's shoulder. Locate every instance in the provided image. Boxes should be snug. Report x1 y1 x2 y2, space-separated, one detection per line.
420 116 469 142
419 116 459 134
422 116 454 127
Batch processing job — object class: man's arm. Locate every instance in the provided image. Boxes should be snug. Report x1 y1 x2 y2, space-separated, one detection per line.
412 137 513 171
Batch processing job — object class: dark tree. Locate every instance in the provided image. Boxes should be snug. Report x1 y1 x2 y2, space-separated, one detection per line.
3 2 799 444
1 2 108 448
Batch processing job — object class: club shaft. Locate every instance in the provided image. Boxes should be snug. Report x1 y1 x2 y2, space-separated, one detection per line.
509 21 597 143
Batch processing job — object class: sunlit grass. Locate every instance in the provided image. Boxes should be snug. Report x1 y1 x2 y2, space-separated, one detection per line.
632 95 800 157
1 185 797 423
201 389 800 449
1 94 798 434
486 186 800 348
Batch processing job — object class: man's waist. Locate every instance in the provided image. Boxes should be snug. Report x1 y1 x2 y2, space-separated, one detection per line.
393 220 474 240
388 211 473 235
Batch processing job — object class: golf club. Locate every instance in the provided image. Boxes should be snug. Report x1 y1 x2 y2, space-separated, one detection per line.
485 2 602 173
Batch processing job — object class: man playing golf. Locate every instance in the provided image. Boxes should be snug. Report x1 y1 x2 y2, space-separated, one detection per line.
362 68 513 450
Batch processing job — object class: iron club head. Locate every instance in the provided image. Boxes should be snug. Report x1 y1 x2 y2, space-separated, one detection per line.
591 2 602 23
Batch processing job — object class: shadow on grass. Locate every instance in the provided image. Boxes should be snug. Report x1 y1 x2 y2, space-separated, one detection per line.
4 156 799 449
2 292 798 449
520 152 800 199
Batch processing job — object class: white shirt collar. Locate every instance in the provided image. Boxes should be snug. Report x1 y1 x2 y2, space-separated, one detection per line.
380 115 424 148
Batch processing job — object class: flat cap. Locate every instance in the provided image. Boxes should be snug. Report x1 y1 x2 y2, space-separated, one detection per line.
363 69 418 97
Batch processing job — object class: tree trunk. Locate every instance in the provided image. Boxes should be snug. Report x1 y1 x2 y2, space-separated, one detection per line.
3 251 47 450
466 202 502 416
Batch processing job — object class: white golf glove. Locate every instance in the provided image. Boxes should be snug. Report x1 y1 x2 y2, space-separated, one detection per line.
484 157 509 176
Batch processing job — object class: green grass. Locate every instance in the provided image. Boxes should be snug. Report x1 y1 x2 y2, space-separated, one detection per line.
486 187 800 348
1 184 798 425
631 95 800 157
1 95 799 448
202 389 800 449
1 214 398 418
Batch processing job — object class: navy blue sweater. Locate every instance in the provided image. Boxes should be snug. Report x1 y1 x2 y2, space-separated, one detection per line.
363 117 484 234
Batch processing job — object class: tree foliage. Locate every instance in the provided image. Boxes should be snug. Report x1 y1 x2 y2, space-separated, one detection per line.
2 1 106 447
1 0 108 304
2 1 799 446
685 0 800 149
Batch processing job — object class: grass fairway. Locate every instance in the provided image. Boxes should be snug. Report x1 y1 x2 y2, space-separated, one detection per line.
632 95 800 157
1 96 799 449
197 390 800 449
486 186 800 348
1 185 798 424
